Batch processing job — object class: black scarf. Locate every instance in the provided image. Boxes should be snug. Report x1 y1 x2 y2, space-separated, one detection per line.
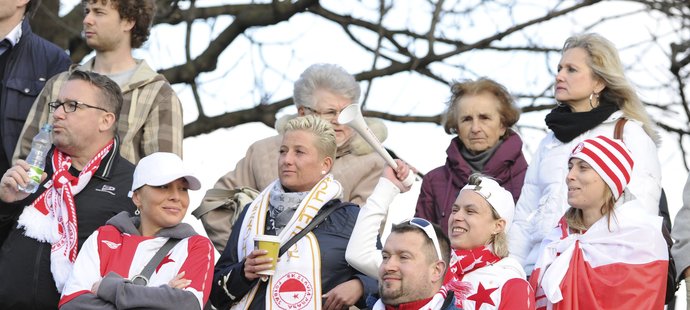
545 101 619 143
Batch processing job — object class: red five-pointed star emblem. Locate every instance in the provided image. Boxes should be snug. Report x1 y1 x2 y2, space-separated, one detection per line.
467 283 498 310
156 254 175 273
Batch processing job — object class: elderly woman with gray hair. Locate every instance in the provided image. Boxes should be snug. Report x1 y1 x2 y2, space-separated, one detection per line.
197 63 387 252
210 115 377 310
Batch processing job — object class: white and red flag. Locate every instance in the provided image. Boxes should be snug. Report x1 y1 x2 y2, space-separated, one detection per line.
530 200 668 310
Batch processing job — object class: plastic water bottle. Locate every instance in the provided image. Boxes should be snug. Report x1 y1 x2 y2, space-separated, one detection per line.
18 124 53 193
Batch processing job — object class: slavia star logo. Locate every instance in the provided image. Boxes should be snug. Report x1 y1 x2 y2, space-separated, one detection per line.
467 282 498 310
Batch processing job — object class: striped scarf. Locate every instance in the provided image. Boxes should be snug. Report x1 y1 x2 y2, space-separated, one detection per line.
17 139 113 292
232 174 342 309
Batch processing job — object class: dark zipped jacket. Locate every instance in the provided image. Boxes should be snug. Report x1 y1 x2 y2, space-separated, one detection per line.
211 200 378 310
0 138 135 310
0 18 71 170
415 130 528 233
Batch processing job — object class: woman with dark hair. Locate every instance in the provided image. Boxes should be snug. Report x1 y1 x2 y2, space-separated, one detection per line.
59 153 215 309
416 78 527 233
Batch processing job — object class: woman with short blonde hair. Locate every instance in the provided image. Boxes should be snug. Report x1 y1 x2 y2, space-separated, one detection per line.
211 115 377 310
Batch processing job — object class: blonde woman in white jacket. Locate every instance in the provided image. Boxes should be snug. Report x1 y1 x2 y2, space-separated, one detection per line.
508 33 661 274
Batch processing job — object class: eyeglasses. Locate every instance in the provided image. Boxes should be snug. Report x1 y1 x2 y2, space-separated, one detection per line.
48 100 110 114
303 106 344 121
408 217 443 261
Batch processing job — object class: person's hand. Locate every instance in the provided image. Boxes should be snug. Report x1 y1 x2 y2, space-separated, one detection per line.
383 159 412 193
322 279 363 310
91 279 102 294
243 249 274 281
169 271 192 289
0 160 45 203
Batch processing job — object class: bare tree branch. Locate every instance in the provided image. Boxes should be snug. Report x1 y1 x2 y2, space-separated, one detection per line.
31 0 690 168
159 0 320 84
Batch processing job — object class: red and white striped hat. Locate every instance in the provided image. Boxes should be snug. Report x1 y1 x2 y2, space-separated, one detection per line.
569 136 634 200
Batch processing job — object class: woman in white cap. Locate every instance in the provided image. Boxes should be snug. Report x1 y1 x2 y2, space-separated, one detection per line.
58 152 215 310
444 173 534 309
346 170 534 309
530 136 668 309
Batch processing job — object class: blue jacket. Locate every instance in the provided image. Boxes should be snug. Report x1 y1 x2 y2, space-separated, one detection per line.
0 18 71 170
211 200 378 310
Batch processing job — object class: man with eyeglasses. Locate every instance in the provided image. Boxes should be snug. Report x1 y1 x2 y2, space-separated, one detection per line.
197 63 388 252
0 70 136 309
374 218 460 309
13 0 182 166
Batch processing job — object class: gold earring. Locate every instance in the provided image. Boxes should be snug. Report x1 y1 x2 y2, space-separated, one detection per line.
589 92 600 109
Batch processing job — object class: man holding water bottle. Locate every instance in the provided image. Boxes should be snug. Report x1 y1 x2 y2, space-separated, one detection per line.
0 70 135 309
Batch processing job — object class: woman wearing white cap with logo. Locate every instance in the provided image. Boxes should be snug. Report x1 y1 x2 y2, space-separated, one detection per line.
444 174 534 309
346 171 535 309
58 152 215 310
530 136 668 309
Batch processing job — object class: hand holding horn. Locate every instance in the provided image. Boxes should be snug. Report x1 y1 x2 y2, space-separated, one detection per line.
338 104 415 187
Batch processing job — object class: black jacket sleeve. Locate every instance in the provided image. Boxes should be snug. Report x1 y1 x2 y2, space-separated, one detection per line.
210 205 258 309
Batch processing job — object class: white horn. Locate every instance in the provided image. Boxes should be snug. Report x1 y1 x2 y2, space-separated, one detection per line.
338 104 415 187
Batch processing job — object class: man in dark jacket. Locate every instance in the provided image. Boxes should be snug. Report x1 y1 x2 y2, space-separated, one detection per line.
374 220 460 310
0 70 135 309
0 0 71 174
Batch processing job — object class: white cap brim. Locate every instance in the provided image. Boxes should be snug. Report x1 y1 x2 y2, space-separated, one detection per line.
129 152 202 197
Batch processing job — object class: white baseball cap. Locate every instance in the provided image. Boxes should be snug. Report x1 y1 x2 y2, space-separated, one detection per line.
128 152 201 198
460 175 515 231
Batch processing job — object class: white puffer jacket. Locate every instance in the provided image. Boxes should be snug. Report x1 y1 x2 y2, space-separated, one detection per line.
508 111 661 274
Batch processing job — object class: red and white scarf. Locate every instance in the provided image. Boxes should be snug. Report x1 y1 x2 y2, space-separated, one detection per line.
442 246 502 307
446 246 501 282
17 140 114 292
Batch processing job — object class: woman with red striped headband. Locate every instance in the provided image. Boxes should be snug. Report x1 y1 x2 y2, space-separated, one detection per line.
530 136 668 309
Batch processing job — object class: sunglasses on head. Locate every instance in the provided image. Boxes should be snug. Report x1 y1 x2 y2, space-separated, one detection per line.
407 217 443 261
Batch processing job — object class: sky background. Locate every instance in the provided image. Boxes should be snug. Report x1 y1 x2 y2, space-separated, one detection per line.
149 0 687 240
